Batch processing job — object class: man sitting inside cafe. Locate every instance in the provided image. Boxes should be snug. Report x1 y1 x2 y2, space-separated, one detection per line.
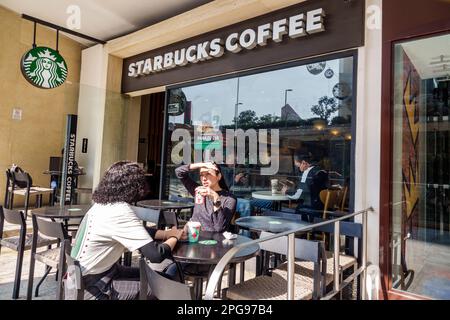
285 150 328 222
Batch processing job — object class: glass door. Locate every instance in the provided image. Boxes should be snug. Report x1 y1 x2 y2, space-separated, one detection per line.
391 32 450 298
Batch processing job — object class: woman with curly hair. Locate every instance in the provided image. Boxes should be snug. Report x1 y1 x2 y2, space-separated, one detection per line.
71 161 185 300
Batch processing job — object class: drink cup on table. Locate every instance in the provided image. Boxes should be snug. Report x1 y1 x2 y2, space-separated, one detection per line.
187 221 201 243
271 179 280 194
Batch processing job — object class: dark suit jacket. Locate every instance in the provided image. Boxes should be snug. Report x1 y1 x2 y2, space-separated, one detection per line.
297 166 328 210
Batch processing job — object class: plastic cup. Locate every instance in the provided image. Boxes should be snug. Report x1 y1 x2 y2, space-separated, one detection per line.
187 221 201 243
195 191 204 204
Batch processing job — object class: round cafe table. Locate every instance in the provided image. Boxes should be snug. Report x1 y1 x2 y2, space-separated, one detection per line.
172 231 259 264
251 191 291 210
30 204 91 220
235 215 310 233
172 230 259 299
30 204 91 231
137 199 194 211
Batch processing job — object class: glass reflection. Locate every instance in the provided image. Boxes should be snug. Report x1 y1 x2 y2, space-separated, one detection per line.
165 55 354 220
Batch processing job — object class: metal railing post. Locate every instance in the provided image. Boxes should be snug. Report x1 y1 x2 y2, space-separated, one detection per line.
361 209 368 299
334 220 340 293
287 233 295 300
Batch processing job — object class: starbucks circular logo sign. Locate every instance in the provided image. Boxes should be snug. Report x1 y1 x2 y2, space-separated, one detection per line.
21 47 68 89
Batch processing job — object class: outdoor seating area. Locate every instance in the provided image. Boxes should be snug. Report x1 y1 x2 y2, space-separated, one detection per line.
1 0 449 303
0 160 372 301
0 179 372 300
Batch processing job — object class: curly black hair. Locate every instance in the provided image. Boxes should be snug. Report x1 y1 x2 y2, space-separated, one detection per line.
92 161 147 204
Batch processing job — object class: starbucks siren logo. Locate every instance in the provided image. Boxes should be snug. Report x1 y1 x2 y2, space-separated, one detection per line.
21 47 67 89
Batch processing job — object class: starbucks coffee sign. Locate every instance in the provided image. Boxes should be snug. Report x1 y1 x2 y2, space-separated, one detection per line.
21 46 68 89
122 0 365 93
128 8 325 78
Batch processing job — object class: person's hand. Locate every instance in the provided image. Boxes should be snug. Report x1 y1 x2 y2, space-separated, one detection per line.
165 227 183 240
195 186 210 197
234 172 244 183
202 162 218 171
180 226 188 241
195 186 218 200
281 185 288 195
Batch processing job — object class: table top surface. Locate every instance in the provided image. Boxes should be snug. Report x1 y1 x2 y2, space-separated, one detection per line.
172 231 259 264
251 191 291 201
137 199 194 210
30 204 91 219
235 215 310 233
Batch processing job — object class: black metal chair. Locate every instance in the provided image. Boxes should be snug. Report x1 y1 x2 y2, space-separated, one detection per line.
168 194 194 224
4 168 53 214
139 257 193 300
27 215 71 300
0 206 58 299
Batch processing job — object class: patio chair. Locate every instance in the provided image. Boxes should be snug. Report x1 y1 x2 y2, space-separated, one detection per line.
168 194 194 223
319 189 340 219
27 215 71 300
139 257 194 300
0 206 58 299
311 218 362 298
224 231 327 300
5 167 53 214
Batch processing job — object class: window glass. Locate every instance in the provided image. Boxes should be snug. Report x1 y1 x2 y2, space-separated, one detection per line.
165 55 355 216
391 33 450 299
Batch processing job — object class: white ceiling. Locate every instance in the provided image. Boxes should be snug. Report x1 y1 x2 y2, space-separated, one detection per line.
0 0 212 45
402 33 450 80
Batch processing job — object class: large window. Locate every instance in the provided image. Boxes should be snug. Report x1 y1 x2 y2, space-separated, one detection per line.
391 33 450 299
164 54 355 212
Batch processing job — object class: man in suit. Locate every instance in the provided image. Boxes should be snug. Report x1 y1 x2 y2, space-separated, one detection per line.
286 150 328 222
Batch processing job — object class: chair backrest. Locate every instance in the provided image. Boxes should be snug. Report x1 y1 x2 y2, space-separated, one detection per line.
11 168 32 189
319 189 340 218
312 217 363 258
0 207 26 227
259 231 327 299
34 216 68 241
4 170 11 206
140 258 193 300
259 231 324 263
319 189 340 210
131 205 161 225
339 186 348 211
64 250 84 300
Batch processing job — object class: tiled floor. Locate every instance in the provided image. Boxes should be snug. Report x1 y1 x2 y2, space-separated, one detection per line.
0 247 58 300
394 237 450 299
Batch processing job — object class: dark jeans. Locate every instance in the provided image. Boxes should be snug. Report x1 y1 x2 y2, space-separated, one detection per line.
166 262 211 279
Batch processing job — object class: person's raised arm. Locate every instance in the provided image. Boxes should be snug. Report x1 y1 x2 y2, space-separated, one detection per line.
175 164 199 196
